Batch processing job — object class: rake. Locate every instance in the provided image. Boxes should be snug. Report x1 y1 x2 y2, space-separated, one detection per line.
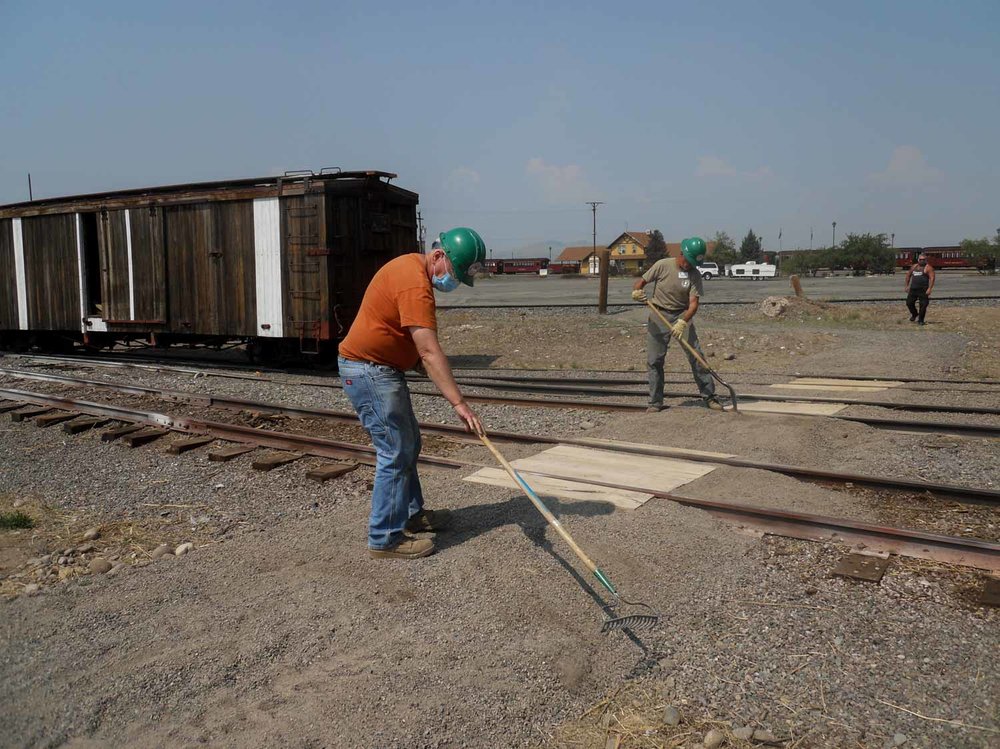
478 432 660 633
644 299 740 413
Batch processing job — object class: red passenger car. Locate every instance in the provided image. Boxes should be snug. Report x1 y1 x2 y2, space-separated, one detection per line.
495 258 549 274
895 246 984 270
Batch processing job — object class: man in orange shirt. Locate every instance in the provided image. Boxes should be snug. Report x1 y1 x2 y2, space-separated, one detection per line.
338 227 487 559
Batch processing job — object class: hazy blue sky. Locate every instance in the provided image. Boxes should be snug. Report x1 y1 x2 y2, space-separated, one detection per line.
2 1 998 254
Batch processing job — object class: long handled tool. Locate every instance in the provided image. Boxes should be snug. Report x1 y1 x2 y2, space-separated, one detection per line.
478 432 660 633
644 299 740 412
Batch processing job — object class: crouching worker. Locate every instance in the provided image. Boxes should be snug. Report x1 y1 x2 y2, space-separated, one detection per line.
338 228 488 559
631 236 723 412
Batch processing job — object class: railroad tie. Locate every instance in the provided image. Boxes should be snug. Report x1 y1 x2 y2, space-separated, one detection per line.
166 436 216 455
831 553 891 583
34 411 80 428
64 418 113 434
0 401 28 414
124 428 169 448
100 424 146 442
979 577 1000 608
306 462 359 483
208 445 256 462
10 407 53 423
252 452 303 472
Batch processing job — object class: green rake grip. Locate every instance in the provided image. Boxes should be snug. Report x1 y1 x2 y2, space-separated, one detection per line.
593 568 618 596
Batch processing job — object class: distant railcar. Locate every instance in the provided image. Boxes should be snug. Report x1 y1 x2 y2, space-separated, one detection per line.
894 246 983 270
495 258 549 274
545 261 580 274
0 170 418 362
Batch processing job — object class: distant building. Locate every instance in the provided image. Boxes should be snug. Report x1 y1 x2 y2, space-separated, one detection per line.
558 233 719 275
607 231 652 274
556 245 599 274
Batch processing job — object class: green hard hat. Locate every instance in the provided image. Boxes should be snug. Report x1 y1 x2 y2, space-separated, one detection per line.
680 236 707 266
438 227 487 287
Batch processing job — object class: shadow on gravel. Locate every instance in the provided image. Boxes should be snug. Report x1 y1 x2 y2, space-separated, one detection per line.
439 495 661 661
446 354 501 368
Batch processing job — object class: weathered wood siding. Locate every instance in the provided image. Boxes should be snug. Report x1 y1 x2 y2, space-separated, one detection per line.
127 207 167 322
212 201 256 336
0 219 18 329
21 214 81 331
99 210 131 321
325 181 418 337
164 201 256 336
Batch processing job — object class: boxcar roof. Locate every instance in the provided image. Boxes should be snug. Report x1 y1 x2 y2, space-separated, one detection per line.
0 170 414 217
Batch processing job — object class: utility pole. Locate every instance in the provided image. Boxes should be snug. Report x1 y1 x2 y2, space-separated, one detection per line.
416 211 424 253
27 173 33 201
810 227 813 251
587 201 607 313
832 221 837 248
891 232 895 248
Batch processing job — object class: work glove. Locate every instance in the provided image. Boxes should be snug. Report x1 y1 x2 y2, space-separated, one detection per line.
631 289 647 302
671 319 688 341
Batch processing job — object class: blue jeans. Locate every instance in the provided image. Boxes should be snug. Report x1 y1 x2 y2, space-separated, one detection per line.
338 357 424 549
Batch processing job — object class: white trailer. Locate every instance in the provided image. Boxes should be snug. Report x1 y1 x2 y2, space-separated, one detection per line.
727 260 778 279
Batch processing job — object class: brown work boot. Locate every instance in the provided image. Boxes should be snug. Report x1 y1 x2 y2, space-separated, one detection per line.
405 509 452 533
645 405 664 413
369 536 435 560
704 397 725 411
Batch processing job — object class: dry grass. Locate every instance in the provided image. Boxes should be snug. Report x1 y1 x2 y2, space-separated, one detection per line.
544 682 754 749
0 492 207 598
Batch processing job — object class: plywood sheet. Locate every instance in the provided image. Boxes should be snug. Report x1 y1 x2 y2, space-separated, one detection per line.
575 438 735 460
466 468 651 509
464 444 717 509
769 384 889 393
770 377 903 393
793 378 903 387
727 401 847 416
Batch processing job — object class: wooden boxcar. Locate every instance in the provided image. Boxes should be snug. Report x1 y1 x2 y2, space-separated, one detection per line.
0 170 418 361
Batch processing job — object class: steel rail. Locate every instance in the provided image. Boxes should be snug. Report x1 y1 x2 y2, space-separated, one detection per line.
444 372 1000 395
446 364 1000 387
7 352 1000 388
3 362 996 438
7 353 1000 402
436 375 1000 416
2 369 997 505
2 385 998 571
0 386 461 469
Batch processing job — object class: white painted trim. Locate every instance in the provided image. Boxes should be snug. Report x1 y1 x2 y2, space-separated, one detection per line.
75 214 87 331
12 218 28 330
125 209 136 319
253 197 283 337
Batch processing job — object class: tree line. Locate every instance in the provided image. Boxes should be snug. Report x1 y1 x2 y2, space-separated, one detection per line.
640 228 999 275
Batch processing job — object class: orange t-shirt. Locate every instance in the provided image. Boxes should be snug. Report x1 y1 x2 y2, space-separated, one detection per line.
339 254 437 370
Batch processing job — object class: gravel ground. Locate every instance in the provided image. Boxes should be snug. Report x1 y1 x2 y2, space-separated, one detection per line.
436 299 1000 378
1 364 997 492
1 302 997 748
1 417 997 748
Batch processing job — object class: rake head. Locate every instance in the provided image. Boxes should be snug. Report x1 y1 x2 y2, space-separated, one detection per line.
601 598 661 634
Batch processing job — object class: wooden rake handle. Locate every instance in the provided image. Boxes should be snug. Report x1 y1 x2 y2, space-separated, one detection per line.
477 433 618 595
644 299 712 370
